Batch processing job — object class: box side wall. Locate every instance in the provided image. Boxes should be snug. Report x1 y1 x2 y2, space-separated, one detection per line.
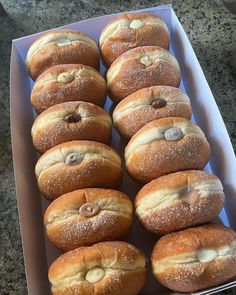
10 44 50 295
170 9 236 229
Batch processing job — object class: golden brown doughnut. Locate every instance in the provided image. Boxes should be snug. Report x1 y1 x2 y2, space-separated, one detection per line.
32 101 112 153
135 170 224 235
31 64 106 113
26 29 100 80
151 224 236 292
113 86 192 139
49 241 147 295
107 46 180 103
125 117 211 183
35 140 122 199
44 188 133 251
99 13 170 66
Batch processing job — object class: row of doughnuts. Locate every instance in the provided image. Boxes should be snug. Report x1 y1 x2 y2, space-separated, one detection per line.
26 22 136 295
25 11 236 295
48 225 236 294
99 13 236 293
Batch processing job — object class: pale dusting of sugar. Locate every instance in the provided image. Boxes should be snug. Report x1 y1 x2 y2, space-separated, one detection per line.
115 59 179 98
34 77 103 111
141 195 223 233
36 119 109 150
51 242 145 293
133 135 209 180
119 104 189 136
51 211 125 249
159 262 205 290
158 254 236 290
41 156 119 197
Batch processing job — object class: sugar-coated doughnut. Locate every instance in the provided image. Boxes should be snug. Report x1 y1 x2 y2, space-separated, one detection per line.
99 13 170 66
151 224 236 292
49 241 147 295
32 101 112 153
44 188 133 251
26 30 100 80
107 46 180 103
125 117 211 183
113 86 192 139
31 64 106 113
35 140 122 199
135 170 224 235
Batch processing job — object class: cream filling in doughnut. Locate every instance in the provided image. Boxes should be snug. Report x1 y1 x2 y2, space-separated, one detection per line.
129 19 145 29
125 122 205 160
99 16 168 46
35 145 121 180
56 39 72 46
85 267 105 283
34 66 105 86
51 264 145 289
31 108 111 135
26 31 98 63
153 240 236 273
113 94 190 122
46 196 132 226
136 179 223 217
107 49 179 86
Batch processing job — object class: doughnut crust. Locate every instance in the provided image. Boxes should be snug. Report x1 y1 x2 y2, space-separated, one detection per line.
151 224 236 292
125 117 211 183
99 13 170 66
26 29 100 80
49 241 147 295
107 46 180 103
31 64 106 113
44 188 133 251
35 140 122 199
113 86 192 139
135 170 224 235
32 101 112 153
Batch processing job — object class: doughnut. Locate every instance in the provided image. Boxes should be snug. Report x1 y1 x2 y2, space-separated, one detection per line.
44 188 133 251
135 170 224 235
35 140 122 199
26 29 100 80
151 224 236 292
49 241 147 295
31 64 106 113
125 117 211 183
113 86 191 139
107 46 180 103
32 101 112 153
99 13 169 66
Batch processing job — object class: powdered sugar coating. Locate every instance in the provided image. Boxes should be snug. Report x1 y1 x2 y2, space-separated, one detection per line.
49 241 147 295
107 46 180 102
31 64 106 113
125 117 210 183
45 188 133 251
151 225 236 292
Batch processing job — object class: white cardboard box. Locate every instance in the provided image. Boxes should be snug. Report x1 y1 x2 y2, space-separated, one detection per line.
10 4 236 295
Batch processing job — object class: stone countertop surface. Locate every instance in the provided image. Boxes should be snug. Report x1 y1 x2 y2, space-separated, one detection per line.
0 0 236 294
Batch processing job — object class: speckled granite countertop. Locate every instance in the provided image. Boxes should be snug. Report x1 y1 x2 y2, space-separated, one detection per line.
0 0 236 294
